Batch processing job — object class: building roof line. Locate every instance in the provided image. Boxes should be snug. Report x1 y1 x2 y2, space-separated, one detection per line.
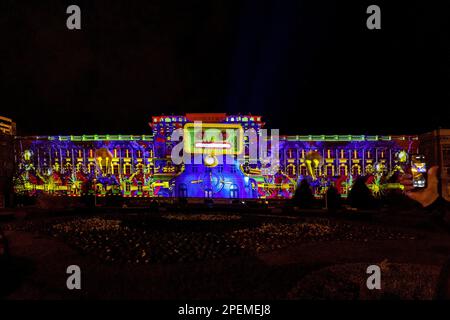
15 135 155 141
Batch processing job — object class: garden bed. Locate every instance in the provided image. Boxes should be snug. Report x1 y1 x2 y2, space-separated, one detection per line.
2 212 419 265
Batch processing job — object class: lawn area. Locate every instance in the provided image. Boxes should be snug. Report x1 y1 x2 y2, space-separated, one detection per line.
1 207 450 299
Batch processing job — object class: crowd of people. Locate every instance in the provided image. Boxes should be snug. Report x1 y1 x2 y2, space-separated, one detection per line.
293 167 449 216
293 165 450 298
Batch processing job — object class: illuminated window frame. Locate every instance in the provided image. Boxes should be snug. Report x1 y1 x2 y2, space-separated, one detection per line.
183 123 244 155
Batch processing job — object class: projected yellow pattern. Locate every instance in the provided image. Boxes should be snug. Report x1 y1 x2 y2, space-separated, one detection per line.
183 123 244 155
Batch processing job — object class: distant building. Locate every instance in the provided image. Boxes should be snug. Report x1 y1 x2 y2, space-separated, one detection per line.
419 129 450 201
0 116 15 207
11 113 421 200
0 116 16 135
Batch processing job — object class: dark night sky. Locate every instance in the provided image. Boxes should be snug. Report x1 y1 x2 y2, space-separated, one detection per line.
0 0 449 136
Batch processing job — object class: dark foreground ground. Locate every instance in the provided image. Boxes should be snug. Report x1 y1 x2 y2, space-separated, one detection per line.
1 204 450 300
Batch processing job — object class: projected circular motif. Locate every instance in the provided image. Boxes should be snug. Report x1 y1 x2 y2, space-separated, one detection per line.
197 171 225 194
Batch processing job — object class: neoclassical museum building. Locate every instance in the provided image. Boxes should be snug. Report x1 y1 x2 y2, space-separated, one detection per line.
1 113 449 204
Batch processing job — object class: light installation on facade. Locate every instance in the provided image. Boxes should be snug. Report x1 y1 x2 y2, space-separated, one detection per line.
13 113 419 199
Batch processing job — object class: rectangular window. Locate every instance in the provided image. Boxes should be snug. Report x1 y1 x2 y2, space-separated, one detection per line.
443 148 450 167
326 166 333 176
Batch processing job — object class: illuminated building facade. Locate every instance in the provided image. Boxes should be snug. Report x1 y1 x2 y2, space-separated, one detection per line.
13 113 423 200
0 116 15 207
419 129 450 201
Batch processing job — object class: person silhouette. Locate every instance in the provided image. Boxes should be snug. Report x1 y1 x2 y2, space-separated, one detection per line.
400 166 450 299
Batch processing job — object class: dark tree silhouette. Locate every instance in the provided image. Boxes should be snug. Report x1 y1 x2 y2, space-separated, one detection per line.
293 179 314 209
348 176 376 209
326 184 341 213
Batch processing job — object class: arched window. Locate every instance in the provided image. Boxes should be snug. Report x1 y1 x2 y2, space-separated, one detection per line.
339 165 347 176
300 165 307 176
287 164 296 177
352 164 361 176
204 188 213 198
315 167 321 178
179 183 188 198
101 162 108 174
88 163 96 175
230 184 239 198
166 145 173 158
326 165 334 176
112 163 120 175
